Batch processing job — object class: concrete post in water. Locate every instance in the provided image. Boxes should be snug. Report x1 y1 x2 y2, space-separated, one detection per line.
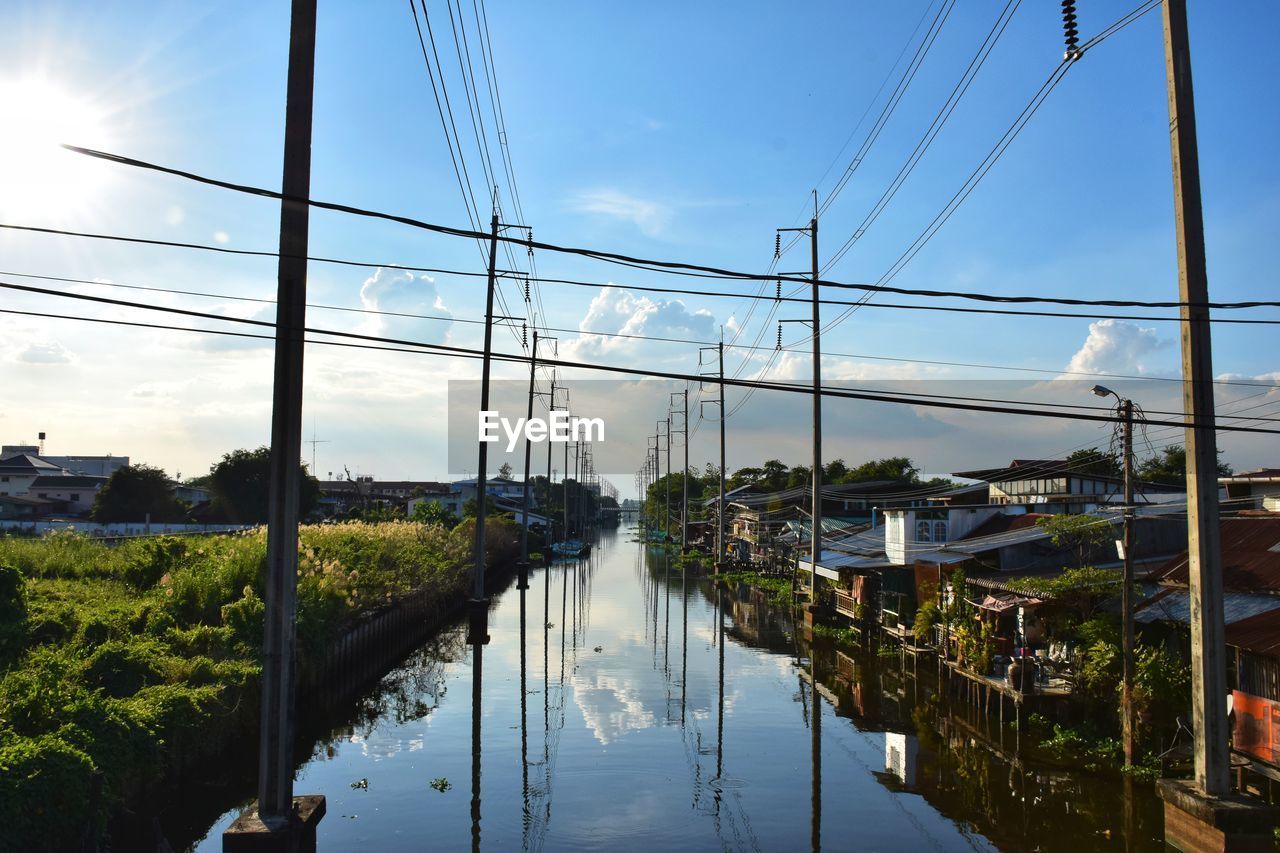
1155 2 1280 848
468 212 501 646
225 0 324 848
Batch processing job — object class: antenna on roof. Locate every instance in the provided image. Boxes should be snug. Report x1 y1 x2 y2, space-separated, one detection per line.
38 432 46 455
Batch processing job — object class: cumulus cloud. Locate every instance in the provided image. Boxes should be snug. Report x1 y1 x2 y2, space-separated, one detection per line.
213 230 230 244
565 286 715 360
1063 319 1168 376
15 341 75 364
358 267 452 344
569 189 672 237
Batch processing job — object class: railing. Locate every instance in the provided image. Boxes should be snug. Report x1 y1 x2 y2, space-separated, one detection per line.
834 590 858 620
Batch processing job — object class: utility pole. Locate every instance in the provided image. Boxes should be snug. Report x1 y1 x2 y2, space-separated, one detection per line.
229 0 323 846
517 331 539 589
1163 0 1227 797
698 342 728 565
1096 385 1138 765
672 389 689 550
469 211 501 645
545 378 556 549
659 418 671 541
779 201 821 601
1121 397 1136 765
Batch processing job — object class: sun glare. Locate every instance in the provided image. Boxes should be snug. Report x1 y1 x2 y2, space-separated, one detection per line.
0 77 111 220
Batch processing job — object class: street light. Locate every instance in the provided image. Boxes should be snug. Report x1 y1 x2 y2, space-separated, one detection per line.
1091 383 1138 766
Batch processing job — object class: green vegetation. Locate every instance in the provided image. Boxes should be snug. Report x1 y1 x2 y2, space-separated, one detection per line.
207 447 320 523
91 464 188 523
0 519 514 851
716 570 795 607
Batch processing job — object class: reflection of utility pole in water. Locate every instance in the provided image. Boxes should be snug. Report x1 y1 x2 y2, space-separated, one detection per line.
470 639 483 852
680 548 688 727
810 650 821 853
664 552 671 675
519 567 530 847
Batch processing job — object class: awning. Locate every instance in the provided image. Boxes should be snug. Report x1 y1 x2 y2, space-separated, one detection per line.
966 592 1041 613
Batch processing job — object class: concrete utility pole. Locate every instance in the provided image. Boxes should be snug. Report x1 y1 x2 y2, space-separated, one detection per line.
1121 397 1136 766
718 342 726 566
545 379 556 549
469 211 501 644
673 388 689 550
1096 385 1138 764
779 203 821 601
229 0 324 846
661 418 671 540
517 331 539 589
1162 0 1227 797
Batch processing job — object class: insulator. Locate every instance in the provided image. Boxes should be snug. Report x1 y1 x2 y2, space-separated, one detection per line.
774 233 781 259
776 323 782 350
522 323 528 348
527 228 534 257
1062 0 1080 59
524 279 531 302
775 277 781 302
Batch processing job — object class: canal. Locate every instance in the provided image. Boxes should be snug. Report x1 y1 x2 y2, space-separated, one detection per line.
191 524 1164 851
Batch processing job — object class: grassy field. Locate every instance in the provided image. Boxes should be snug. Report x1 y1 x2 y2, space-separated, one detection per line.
0 519 515 852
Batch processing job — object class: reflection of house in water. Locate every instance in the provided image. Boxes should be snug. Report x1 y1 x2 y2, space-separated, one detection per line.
884 732 919 790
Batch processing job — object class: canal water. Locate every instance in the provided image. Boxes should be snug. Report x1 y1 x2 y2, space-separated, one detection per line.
191 524 1164 851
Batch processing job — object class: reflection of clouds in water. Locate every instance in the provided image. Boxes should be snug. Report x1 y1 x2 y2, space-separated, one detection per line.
571 664 657 745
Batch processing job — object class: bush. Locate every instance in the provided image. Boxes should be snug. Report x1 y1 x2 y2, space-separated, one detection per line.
0 565 27 667
0 733 98 853
80 640 171 698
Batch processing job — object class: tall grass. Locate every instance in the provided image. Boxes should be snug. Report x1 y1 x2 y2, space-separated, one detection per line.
0 519 514 851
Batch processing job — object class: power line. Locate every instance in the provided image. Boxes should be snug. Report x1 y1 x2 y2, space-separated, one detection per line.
53 146 1280 312
7 280 1280 436
6 222 1278 329
822 0 1021 272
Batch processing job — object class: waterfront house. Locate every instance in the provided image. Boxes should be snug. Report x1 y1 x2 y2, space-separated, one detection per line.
952 459 1185 512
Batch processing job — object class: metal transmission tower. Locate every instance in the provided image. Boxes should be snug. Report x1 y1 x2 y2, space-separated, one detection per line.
699 342 726 567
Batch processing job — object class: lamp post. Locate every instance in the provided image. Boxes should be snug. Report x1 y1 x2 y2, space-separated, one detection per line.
1093 384 1137 765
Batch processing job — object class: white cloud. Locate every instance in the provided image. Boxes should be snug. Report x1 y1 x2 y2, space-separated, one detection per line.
569 189 672 237
213 230 230 244
358 267 452 344
15 341 75 364
1063 319 1168 376
564 286 715 361
165 206 184 226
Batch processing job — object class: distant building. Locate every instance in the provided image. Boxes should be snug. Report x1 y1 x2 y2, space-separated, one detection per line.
0 454 66 497
952 459 1184 511
28 475 108 516
1221 468 1280 512
0 446 128 478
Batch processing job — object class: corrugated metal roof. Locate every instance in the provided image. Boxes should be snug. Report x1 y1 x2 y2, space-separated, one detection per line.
1225 608 1280 657
1151 517 1280 593
1133 589 1280 625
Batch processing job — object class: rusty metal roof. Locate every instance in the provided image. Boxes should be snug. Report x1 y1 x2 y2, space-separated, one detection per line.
1225 608 1280 657
1151 517 1280 593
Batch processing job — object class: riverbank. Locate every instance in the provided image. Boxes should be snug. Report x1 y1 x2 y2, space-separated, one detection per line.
0 519 518 852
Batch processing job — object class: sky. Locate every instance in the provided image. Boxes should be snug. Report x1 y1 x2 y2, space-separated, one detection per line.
0 0 1276 496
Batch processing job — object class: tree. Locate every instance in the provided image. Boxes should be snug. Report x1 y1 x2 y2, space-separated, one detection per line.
845 457 920 484
412 499 457 528
91 464 187 523
1066 447 1122 479
463 495 499 518
1137 444 1232 487
497 462 514 480
1037 512 1113 568
207 447 320 523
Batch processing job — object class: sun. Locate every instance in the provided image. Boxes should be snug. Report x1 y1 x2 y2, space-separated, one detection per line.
0 76 111 220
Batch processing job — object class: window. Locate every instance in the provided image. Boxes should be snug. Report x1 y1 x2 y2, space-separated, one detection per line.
38 493 48 499
71 494 80 502
934 521 948 543
0 476 7 482
916 520 932 542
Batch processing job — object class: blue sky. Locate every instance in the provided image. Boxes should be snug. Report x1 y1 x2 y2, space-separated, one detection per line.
1 1 1276 491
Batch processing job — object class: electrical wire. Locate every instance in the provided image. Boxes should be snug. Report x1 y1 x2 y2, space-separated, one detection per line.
7 281 1279 436
51 147 1280 312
